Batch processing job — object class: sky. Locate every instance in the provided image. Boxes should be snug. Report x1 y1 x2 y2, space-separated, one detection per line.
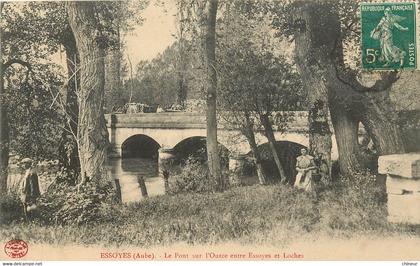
124 0 177 66
34 0 176 72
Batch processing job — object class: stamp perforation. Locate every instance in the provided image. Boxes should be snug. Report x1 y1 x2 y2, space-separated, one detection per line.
360 1 418 70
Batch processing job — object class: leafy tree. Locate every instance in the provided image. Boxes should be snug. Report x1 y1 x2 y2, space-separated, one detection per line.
7 64 64 160
0 2 68 191
0 2 83 178
102 0 148 112
217 0 305 184
131 44 184 107
270 0 406 178
170 0 224 190
219 41 304 184
121 38 210 110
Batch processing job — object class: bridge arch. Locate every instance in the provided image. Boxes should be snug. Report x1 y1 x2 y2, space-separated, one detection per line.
173 136 206 163
172 136 230 168
121 134 161 159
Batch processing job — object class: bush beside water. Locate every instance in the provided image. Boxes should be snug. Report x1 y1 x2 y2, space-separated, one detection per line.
169 157 216 194
36 181 120 226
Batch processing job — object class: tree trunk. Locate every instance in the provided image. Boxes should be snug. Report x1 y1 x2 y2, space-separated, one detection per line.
205 0 223 191
104 0 122 113
0 72 8 193
260 113 286 182
361 90 405 155
104 35 122 112
177 68 187 107
59 27 80 172
67 2 109 184
176 40 187 107
329 99 363 175
243 113 267 185
175 2 188 107
294 1 336 183
0 5 9 192
249 141 267 185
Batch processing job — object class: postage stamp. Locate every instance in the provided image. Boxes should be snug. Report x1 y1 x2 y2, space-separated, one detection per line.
361 2 417 70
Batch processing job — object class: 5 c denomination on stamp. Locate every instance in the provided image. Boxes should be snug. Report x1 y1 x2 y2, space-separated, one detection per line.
361 2 417 70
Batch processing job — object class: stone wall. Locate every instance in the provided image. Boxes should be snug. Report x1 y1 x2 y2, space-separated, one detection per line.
378 153 420 224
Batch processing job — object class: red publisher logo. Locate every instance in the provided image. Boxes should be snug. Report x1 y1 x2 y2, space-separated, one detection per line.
4 239 28 258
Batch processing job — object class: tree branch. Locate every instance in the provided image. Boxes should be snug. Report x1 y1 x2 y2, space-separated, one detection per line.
334 64 399 93
329 20 400 94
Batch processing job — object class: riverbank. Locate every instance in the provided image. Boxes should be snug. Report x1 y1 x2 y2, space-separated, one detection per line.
1 183 419 253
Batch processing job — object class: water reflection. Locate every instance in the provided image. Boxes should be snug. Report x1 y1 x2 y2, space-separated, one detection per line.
107 158 164 203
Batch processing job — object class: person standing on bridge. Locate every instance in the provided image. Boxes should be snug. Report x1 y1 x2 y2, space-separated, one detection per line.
294 148 316 192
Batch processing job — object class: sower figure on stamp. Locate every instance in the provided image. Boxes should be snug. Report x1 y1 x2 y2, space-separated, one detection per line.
294 148 316 192
370 7 408 67
19 158 41 221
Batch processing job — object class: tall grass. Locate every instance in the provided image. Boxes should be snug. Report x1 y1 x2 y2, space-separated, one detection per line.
1 172 418 247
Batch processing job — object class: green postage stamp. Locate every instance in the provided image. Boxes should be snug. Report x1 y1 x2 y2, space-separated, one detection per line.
361 2 417 70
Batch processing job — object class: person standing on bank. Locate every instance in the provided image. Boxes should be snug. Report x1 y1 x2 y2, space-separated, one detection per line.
294 148 316 191
19 158 41 221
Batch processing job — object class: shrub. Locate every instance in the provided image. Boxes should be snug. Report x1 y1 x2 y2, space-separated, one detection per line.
317 171 389 232
169 156 217 194
0 192 24 224
36 180 120 226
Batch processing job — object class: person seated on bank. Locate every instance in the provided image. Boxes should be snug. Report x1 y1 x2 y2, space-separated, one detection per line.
294 148 316 191
156 105 164 113
19 158 41 221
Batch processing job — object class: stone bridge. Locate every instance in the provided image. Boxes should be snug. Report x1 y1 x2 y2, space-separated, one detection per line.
105 112 339 160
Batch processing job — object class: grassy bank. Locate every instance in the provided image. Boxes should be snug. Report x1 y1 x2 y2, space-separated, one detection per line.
1 183 419 247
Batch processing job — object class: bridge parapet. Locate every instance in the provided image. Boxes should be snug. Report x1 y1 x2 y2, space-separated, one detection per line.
105 111 310 132
106 112 206 129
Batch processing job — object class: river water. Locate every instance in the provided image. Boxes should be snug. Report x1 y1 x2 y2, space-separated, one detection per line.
106 158 165 203
8 158 164 204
